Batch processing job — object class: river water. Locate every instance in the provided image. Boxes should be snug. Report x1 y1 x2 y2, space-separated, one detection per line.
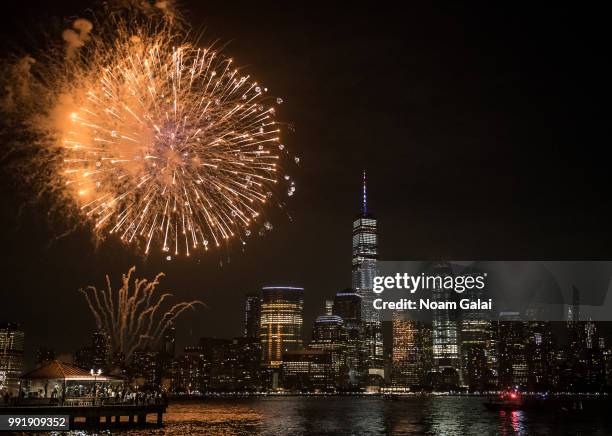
46 396 612 435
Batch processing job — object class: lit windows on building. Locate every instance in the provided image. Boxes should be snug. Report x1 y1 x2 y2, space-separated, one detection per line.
244 294 261 339
351 172 383 374
0 322 24 395
392 315 431 388
310 314 348 384
282 349 334 392
260 287 304 368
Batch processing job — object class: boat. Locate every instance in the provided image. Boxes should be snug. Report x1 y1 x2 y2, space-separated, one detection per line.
483 388 526 411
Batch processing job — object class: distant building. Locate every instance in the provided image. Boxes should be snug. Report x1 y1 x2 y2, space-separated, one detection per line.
333 290 364 387
604 349 612 388
170 337 263 393
580 321 606 391
392 315 431 389
74 347 94 371
208 338 262 392
430 263 462 388
0 322 24 395
525 321 554 391
162 323 176 358
309 313 347 386
351 172 383 375
244 294 261 339
158 324 176 384
282 349 334 392
459 272 493 391
199 338 230 391
130 349 161 388
497 314 528 388
73 329 111 373
109 351 126 375
567 286 582 354
174 346 206 393
91 329 111 371
260 286 304 368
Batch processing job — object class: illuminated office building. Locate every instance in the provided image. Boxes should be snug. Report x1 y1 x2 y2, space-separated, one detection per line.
174 346 206 393
526 321 554 391
459 272 492 391
497 313 528 388
333 290 364 386
310 312 347 383
0 322 24 395
91 329 111 372
260 286 304 368
244 294 261 339
430 263 462 387
282 349 334 392
392 314 431 388
130 349 161 387
351 171 383 375
567 287 582 355
162 323 176 357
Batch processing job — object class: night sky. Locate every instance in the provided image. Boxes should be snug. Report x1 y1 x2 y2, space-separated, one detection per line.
0 2 608 365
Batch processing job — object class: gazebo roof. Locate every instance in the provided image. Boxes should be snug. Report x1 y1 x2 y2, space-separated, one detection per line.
21 360 121 382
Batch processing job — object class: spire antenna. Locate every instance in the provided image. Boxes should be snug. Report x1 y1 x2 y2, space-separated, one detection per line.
362 170 367 215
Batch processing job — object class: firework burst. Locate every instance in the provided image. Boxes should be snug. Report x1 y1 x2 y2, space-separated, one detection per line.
1 4 296 256
79 266 203 359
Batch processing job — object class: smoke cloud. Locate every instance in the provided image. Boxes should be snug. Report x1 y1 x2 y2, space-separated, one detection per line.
62 18 93 59
0 56 36 112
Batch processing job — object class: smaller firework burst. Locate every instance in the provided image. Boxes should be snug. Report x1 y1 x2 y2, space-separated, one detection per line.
79 266 203 359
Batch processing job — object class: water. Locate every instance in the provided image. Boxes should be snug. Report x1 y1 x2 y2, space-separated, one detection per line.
44 397 612 435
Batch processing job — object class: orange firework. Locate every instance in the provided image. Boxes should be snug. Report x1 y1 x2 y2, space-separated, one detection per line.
1 4 296 257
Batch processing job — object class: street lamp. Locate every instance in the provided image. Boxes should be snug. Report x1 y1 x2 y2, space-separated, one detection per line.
90 368 102 405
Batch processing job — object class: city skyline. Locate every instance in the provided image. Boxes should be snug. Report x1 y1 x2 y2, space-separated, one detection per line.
3 179 612 395
0 1 609 374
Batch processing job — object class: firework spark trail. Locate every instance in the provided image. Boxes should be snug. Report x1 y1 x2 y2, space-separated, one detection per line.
79 266 203 359
0 3 297 256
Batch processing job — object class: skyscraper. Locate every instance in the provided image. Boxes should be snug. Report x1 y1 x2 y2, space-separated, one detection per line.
333 289 364 387
430 263 462 388
0 322 25 395
310 311 348 385
567 286 582 354
91 329 110 371
460 271 493 391
392 314 432 389
351 171 383 375
162 323 176 357
260 286 304 368
497 313 528 388
526 320 554 391
244 293 261 339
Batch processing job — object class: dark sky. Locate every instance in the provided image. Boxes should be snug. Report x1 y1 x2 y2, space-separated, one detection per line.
0 2 609 365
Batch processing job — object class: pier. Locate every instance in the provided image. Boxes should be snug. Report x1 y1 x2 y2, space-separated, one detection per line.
0 360 168 429
0 403 167 428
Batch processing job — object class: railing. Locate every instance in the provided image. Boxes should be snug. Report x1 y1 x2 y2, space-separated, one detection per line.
4 396 167 408
63 397 95 407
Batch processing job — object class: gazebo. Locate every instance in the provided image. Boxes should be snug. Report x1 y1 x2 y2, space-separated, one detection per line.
20 360 124 405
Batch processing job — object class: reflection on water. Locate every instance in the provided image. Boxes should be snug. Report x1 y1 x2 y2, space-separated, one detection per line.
46 397 611 435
